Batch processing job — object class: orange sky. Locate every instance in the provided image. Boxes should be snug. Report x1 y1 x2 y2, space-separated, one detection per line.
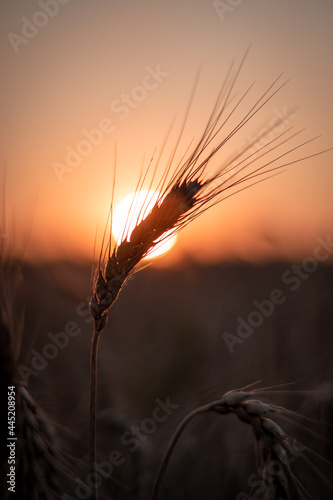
1 0 333 264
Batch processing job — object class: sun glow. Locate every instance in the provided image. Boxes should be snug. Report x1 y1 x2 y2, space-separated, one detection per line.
112 190 177 259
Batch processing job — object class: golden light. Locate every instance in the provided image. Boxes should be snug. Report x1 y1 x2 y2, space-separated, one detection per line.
112 190 177 259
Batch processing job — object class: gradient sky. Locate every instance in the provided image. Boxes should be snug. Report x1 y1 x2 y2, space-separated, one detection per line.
1 0 333 264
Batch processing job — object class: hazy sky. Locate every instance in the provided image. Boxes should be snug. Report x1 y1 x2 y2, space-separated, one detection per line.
1 0 332 263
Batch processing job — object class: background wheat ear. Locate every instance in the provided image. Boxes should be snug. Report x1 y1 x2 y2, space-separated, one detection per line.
13 383 63 499
0 260 59 499
151 387 333 500
0 250 80 500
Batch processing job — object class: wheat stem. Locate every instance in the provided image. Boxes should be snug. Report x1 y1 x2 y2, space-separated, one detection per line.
151 390 309 499
151 399 222 500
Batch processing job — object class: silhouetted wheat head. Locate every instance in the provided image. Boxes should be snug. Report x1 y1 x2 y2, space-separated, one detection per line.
87 51 332 500
90 52 329 335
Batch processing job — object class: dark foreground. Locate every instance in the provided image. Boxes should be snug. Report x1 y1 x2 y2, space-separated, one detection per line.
2 260 333 499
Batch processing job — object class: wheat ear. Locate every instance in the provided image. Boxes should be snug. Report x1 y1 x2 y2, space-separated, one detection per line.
15 384 63 499
88 52 331 499
0 247 64 498
151 389 307 500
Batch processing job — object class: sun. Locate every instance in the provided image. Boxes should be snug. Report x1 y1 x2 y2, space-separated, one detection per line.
112 190 177 259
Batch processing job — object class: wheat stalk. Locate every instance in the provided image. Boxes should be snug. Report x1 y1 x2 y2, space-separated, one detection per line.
88 51 331 499
151 388 311 500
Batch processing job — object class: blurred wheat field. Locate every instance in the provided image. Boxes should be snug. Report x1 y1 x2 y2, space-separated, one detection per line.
7 259 332 498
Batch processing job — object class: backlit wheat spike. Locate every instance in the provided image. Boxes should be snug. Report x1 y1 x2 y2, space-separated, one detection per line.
89 81 329 334
88 52 331 499
89 176 206 332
